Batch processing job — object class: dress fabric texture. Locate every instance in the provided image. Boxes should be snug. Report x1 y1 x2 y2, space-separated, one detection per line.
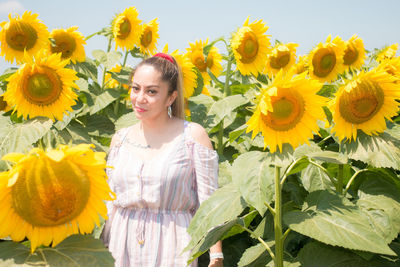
101 121 219 267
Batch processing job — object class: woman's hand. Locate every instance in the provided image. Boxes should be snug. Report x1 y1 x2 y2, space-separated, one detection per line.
208 258 223 267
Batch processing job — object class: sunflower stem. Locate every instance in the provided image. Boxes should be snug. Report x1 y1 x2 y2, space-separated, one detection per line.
240 225 275 260
274 165 283 267
281 157 306 185
223 56 232 97
264 201 275 216
122 51 129 67
336 164 344 194
102 38 113 88
343 169 368 195
217 120 224 155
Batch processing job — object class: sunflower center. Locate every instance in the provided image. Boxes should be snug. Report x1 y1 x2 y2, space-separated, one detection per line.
50 33 77 59
237 31 259 63
11 156 90 227
338 80 384 124
270 51 291 69
5 21 38 51
312 48 336 78
117 18 131 39
0 96 7 111
343 45 359 65
140 29 152 47
23 67 63 105
261 93 305 131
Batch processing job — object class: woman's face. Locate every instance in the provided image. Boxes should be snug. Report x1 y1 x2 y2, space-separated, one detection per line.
130 64 177 121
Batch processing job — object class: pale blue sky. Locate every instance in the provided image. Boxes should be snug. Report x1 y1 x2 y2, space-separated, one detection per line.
0 0 399 71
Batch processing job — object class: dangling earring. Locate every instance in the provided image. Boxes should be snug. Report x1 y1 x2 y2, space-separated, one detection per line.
168 105 172 118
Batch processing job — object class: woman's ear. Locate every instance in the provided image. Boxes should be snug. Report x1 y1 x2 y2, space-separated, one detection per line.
168 90 178 106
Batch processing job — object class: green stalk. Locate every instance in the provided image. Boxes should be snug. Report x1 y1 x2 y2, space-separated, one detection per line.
122 51 129 67
343 169 368 195
102 38 113 88
336 164 344 194
240 225 275 260
217 120 224 155
223 56 232 97
274 165 283 267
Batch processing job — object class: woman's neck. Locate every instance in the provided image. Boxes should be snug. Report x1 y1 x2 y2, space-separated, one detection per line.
140 113 174 135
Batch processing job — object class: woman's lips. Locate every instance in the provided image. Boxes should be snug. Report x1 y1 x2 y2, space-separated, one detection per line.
135 106 146 113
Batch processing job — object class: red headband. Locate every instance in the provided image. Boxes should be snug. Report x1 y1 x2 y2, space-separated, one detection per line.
153 53 174 64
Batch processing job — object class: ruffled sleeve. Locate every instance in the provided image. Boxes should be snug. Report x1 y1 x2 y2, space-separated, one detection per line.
192 141 219 205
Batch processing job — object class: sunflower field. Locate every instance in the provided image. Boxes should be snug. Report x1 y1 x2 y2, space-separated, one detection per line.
0 6 400 267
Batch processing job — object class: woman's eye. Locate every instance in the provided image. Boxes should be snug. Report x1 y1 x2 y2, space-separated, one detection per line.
131 86 139 92
148 90 157 94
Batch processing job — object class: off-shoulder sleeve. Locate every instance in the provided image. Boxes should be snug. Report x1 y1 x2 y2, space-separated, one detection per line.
192 142 219 205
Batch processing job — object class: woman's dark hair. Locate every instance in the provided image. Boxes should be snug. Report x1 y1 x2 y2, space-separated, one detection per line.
130 56 185 119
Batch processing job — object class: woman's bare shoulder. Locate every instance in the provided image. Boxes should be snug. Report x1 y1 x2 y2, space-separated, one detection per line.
187 122 213 150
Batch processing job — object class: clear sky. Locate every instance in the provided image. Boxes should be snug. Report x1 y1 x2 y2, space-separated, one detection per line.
0 0 399 71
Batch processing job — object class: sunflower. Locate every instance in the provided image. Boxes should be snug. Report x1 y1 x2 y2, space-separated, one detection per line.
343 34 366 70
0 94 12 112
0 11 49 64
246 71 327 153
292 55 308 74
139 18 159 55
3 50 78 121
112 7 142 51
376 43 398 63
171 50 197 99
308 35 346 83
49 26 86 63
231 17 271 76
377 57 400 83
264 43 298 76
186 39 223 85
0 144 115 252
330 68 400 141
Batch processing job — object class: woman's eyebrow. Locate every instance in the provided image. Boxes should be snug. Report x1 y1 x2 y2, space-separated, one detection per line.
132 82 160 89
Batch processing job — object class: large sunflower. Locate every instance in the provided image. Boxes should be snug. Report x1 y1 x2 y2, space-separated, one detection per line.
139 18 159 55
330 68 400 141
343 34 366 70
186 39 223 85
246 71 327 153
171 50 197 99
308 35 346 83
376 43 398 63
264 43 298 77
0 11 49 64
231 17 271 76
49 26 86 63
113 7 142 51
3 50 78 121
0 144 115 252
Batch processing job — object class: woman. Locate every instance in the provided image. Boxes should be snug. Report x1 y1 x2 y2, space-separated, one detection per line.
101 53 223 267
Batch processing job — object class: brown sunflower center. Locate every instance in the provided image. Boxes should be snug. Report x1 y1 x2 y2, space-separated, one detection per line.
312 48 336 78
117 18 131 39
343 45 359 65
5 21 38 51
11 155 90 227
23 67 63 106
338 80 384 124
237 31 259 64
0 96 7 111
140 29 152 47
261 92 305 131
50 33 77 59
270 50 291 69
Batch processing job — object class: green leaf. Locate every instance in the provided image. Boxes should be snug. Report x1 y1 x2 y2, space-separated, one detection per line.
69 59 98 82
108 67 132 86
188 94 215 128
0 235 114 266
356 176 400 244
294 142 347 164
104 51 122 69
207 95 248 127
0 67 17 82
92 49 107 64
114 111 138 131
300 163 335 192
341 130 400 170
0 117 53 157
298 241 398 267
192 68 204 97
75 78 89 92
185 183 247 254
88 89 121 115
237 242 273 267
229 124 247 143
218 161 232 187
232 151 275 214
284 190 396 256
286 157 310 176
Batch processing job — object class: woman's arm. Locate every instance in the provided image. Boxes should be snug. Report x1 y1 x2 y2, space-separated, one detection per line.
189 122 223 267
